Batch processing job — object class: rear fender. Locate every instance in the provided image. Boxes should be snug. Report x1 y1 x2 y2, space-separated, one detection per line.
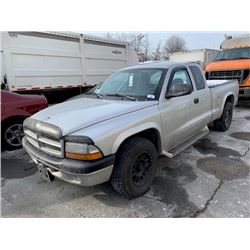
219 91 235 117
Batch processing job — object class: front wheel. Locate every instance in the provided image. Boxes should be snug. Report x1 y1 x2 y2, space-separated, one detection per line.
213 102 233 131
2 119 25 151
110 137 158 198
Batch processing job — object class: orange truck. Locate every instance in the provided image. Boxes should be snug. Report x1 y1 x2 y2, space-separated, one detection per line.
205 34 250 98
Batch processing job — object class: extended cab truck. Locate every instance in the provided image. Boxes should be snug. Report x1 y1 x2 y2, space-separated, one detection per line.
22 62 239 198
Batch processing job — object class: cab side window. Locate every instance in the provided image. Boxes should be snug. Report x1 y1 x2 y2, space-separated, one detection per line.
168 69 193 95
189 65 206 90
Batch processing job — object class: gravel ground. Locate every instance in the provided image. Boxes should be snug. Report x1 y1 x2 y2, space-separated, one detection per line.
1 104 250 218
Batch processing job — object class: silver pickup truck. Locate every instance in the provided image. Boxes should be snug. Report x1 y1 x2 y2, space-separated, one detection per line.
22 62 239 198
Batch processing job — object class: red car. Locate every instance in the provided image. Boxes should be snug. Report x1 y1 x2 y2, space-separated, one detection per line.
1 91 48 150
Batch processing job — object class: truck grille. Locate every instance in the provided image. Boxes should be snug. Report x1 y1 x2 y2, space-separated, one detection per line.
207 70 243 83
24 128 64 158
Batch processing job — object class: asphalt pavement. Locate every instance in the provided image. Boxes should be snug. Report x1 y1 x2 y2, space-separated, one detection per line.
1 104 250 218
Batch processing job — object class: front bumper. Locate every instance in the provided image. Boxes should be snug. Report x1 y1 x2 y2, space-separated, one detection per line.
239 86 250 98
22 137 114 186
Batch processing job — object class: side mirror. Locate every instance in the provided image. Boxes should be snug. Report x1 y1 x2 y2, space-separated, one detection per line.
166 83 192 99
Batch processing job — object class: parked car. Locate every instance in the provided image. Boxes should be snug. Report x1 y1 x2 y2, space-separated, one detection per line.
22 62 238 198
1 91 48 150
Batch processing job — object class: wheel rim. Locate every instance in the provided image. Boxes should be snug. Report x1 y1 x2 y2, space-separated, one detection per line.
224 108 232 127
5 124 24 147
130 152 153 187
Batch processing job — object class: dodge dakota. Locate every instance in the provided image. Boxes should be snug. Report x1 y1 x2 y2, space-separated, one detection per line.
22 62 239 198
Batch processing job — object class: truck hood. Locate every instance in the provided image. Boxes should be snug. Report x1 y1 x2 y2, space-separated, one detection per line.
206 59 250 71
31 96 158 136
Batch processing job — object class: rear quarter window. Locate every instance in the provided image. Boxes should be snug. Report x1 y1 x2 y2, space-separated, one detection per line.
189 66 206 90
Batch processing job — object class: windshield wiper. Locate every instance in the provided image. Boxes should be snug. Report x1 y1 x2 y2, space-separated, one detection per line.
215 58 228 61
85 92 104 99
231 57 249 60
106 93 136 101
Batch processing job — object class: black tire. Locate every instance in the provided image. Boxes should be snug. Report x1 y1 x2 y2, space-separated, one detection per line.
110 137 158 198
213 102 233 131
207 122 215 130
1 118 25 151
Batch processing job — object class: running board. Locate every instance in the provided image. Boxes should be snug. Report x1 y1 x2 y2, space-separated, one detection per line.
163 127 209 158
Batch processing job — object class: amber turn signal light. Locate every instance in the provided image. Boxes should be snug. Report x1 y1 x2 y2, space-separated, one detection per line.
66 152 103 161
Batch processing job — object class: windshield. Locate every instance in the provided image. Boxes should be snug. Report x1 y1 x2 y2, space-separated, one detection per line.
214 47 250 61
87 68 166 101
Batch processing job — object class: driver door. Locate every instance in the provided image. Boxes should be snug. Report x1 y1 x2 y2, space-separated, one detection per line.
159 67 195 151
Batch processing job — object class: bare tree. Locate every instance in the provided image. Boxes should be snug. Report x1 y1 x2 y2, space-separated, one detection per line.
152 42 162 61
131 33 151 62
127 33 149 62
105 32 151 62
164 35 187 59
143 36 151 62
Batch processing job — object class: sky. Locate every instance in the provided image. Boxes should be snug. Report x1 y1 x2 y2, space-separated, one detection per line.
86 31 245 51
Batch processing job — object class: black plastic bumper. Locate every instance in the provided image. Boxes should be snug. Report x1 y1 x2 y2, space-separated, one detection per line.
22 137 114 175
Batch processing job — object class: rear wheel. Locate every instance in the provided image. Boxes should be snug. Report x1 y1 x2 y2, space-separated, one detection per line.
110 137 158 198
213 102 233 131
2 119 25 151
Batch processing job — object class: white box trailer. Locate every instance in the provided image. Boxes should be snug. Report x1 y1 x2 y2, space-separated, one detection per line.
169 49 219 69
1 32 139 93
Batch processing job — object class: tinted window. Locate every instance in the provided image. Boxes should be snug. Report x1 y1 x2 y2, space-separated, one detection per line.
168 69 192 94
189 66 206 90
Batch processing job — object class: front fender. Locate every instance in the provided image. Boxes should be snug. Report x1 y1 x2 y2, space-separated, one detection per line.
1 108 31 123
111 122 162 154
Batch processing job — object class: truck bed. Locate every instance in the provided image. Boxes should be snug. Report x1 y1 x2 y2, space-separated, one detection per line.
207 79 237 88
208 79 239 122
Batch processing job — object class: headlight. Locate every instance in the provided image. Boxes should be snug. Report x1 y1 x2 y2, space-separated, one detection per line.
65 142 103 161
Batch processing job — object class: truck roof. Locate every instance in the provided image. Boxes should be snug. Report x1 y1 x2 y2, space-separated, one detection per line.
35 31 129 46
121 61 197 70
7 31 129 47
221 33 250 49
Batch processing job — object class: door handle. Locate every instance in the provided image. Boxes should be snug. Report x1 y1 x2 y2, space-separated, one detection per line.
194 98 199 104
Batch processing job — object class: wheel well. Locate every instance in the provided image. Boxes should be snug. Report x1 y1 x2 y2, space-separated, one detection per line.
117 128 162 155
2 116 26 128
225 94 234 105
